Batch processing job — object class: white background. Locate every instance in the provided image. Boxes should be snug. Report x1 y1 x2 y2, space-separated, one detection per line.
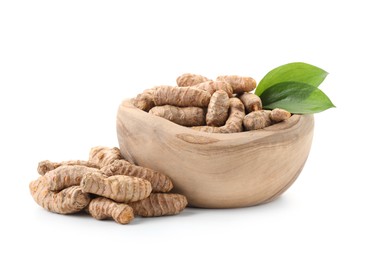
1 0 373 259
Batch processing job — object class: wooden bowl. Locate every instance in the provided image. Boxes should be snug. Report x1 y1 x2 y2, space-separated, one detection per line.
116 100 314 208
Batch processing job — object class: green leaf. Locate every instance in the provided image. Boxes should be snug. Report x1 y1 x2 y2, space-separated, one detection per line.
260 82 335 114
255 62 328 96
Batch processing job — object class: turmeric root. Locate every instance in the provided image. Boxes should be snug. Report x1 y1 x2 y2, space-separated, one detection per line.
193 97 245 133
37 160 99 175
132 88 155 112
29 177 90 214
216 75 256 94
129 193 188 217
243 110 272 131
149 105 205 127
81 173 152 203
153 86 211 107
239 93 262 113
89 146 123 168
219 98 246 133
270 108 291 122
192 80 233 97
176 73 210 87
101 159 173 193
44 165 102 191
206 90 230 127
88 197 134 224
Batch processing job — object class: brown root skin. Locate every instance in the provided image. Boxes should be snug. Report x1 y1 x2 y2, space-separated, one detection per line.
192 80 233 97
101 159 173 193
149 105 205 127
153 86 211 107
44 165 103 191
243 110 272 131
37 160 99 175
176 73 210 87
88 197 134 224
192 97 245 133
239 93 262 113
129 193 188 217
206 90 230 127
216 75 256 94
132 88 156 112
29 177 90 214
81 173 152 203
89 146 123 168
270 108 291 122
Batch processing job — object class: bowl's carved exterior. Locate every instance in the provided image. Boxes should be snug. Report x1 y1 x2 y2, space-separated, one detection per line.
117 100 314 208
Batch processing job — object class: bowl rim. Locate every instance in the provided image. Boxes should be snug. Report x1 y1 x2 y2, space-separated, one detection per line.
118 99 313 145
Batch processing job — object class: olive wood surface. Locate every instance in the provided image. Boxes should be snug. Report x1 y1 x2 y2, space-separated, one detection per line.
117 100 314 208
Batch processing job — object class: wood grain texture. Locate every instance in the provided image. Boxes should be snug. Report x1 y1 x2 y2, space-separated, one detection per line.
117 100 314 208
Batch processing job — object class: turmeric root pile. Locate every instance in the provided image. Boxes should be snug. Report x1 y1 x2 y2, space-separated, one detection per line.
133 73 291 132
30 146 188 225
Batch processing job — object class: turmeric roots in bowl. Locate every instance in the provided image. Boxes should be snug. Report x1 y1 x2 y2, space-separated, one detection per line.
133 73 292 133
116 72 314 208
